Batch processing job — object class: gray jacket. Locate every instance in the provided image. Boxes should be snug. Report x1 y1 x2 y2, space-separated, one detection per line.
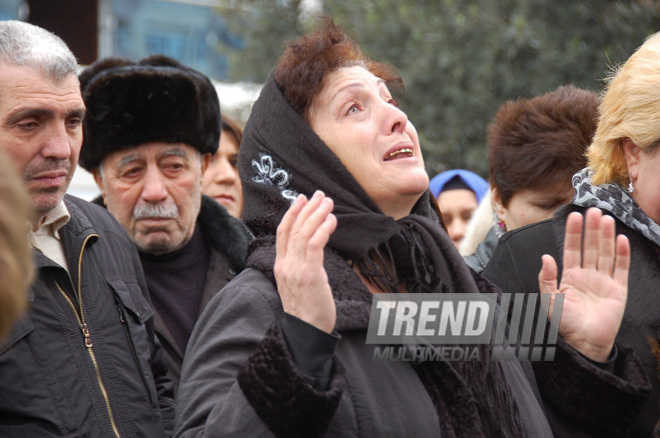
175 266 650 437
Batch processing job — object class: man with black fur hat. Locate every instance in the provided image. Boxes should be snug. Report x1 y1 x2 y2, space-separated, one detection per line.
79 55 252 396
0 21 175 437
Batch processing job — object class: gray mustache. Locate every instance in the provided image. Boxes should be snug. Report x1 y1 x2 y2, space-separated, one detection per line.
133 203 178 219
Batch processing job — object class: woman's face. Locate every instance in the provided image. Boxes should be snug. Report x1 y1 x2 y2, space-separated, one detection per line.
436 189 479 248
201 130 243 217
624 139 660 224
493 186 574 232
309 66 429 220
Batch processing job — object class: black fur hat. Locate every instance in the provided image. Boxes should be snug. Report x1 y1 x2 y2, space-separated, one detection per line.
79 55 220 170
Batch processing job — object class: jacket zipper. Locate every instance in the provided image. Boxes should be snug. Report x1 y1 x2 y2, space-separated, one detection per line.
116 302 155 405
54 233 121 438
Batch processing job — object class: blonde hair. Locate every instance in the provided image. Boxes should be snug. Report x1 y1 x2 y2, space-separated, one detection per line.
0 151 34 338
588 32 660 186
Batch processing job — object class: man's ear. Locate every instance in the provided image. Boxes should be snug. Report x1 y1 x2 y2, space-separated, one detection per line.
200 153 211 175
91 167 106 201
491 187 506 222
622 137 642 180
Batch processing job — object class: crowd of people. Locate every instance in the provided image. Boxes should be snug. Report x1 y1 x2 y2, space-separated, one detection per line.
0 16 659 438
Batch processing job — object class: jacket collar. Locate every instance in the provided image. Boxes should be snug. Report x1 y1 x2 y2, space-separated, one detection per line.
197 195 250 270
31 196 100 301
32 196 98 270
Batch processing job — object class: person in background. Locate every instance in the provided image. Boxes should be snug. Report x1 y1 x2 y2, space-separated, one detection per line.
0 150 33 339
79 55 252 397
0 20 175 436
429 168 489 248
464 85 599 273
174 18 649 437
201 114 244 218
484 35 660 436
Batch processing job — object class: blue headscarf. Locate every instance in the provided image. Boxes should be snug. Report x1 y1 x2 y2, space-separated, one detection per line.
429 169 489 202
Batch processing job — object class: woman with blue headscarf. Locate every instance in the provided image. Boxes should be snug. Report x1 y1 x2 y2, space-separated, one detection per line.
429 169 488 248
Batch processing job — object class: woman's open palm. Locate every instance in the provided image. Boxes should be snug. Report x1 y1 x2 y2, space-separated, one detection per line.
538 207 630 362
274 191 338 334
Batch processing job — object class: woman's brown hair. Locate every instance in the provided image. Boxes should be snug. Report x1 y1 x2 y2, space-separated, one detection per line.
273 17 403 120
221 114 243 149
488 85 599 207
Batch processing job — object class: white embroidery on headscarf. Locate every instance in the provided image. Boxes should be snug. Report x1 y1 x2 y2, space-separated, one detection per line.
251 154 299 203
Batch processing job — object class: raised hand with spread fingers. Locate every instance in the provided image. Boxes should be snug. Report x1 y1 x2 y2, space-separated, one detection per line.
274 191 338 334
538 207 630 362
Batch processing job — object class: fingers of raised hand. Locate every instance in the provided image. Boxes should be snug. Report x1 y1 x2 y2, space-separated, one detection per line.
581 207 603 270
597 215 616 275
538 254 559 296
563 211 585 270
289 191 335 259
613 234 631 288
274 191 337 334
561 207 628 283
276 191 336 264
276 194 307 258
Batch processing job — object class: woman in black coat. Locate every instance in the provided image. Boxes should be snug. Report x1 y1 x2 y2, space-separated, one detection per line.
175 18 649 437
484 31 660 436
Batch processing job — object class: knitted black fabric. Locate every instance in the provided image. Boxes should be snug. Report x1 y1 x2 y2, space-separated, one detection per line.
139 225 210 353
239 73 523 437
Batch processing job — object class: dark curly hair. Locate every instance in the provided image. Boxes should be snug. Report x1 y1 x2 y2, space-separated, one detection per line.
273 17 403 120
488 85 599 207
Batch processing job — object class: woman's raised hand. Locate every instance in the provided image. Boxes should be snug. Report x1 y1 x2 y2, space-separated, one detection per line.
274 191 338 334
538 207 630 362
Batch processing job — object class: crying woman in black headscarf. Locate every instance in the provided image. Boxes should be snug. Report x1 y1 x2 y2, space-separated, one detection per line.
174 18 649 438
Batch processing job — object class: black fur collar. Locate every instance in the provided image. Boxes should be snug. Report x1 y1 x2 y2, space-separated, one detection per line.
197 195 252 270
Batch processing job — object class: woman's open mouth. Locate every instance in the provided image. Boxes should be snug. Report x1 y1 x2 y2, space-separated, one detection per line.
384 147 414 161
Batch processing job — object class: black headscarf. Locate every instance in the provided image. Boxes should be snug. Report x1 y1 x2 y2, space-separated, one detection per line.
240 74 446 293
238 73 523 437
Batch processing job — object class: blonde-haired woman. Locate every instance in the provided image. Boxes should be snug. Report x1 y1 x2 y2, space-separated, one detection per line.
485 31 660 436
0 150 33 338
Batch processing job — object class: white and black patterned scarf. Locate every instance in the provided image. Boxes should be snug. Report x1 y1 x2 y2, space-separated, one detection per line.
572 168 660 247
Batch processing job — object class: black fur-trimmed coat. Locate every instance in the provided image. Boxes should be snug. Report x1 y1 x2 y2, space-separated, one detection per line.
484 203 660 437
93 195 252 394
174 243 650 437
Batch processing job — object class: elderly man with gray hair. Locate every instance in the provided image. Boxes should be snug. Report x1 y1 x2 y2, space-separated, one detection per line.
77 54 252 397
0 21 174 437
